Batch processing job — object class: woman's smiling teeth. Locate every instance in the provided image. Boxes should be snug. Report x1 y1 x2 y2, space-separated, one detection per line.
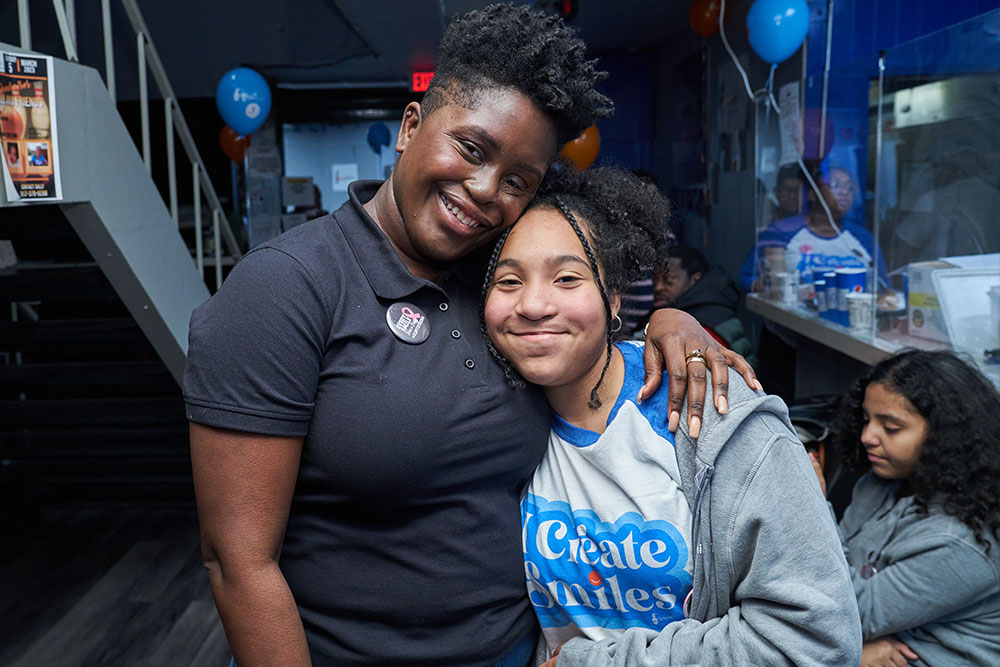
441 194 480 228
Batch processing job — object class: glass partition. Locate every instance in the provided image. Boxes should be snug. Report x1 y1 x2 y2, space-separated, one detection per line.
869 12 1000 384
748 9 1000 386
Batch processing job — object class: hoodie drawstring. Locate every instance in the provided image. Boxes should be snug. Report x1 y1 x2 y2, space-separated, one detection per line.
691 462 715 621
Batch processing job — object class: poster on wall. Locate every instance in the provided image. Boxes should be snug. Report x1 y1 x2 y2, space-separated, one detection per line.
0 51 61 202
332 163 358 191
778 82 803 167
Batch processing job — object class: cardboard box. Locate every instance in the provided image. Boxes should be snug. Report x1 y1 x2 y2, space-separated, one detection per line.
282 177 315 208
907 260 957 342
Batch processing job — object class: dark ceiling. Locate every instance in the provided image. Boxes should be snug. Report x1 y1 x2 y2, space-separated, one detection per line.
140 0 691 98
0 0 692 100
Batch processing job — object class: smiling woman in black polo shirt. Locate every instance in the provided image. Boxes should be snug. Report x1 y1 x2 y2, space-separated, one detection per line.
183 5 757 666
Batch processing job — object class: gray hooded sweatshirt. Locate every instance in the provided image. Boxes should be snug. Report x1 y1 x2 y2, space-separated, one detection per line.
839 473 1000 666
554 368 862 666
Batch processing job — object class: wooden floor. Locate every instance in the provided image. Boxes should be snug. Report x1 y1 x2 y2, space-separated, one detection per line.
0 504 231 667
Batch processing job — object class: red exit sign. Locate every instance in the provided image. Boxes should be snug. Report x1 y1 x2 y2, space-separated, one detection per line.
411 70 435 92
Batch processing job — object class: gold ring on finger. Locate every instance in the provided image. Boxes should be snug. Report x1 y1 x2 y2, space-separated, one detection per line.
685 349 706 365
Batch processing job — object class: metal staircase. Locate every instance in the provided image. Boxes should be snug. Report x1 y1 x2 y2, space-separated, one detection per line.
1 1 244 505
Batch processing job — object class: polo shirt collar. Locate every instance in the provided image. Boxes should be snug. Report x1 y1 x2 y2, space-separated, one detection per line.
341 180 489 300
340 180 440 300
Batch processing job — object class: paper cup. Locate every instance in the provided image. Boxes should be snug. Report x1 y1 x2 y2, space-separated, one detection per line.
775 272 798 306
847 292 876 334
761 246 786 296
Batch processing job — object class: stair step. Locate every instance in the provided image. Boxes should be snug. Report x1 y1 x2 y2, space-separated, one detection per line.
0 203 70 233
0 319 152 361
3 457 191 472
0 361 175 394
0 318 144 346
0 206 90 263
2 445 189 461
2 397 186 428
0 266 117 302
3 478 197 505
3 425 188 450
6 260 99 270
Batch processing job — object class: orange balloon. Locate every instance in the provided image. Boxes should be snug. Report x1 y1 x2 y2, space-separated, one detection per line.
219 125 250 163
689 0 722 38
559 124 600 170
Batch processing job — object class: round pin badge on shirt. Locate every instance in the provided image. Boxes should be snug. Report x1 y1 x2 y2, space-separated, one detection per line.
386 302 430 344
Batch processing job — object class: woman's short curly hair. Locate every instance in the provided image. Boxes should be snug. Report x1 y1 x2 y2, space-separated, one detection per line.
480 161 673 407
422 3 613 146
832 349 1000 551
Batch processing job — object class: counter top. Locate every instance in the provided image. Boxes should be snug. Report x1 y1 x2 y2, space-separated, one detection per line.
746 294 944 366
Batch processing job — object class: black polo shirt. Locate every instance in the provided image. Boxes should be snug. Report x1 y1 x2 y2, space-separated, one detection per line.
184 181 549 665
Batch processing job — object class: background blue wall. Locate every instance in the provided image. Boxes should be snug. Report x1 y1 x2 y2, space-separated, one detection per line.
813 0 1000 71
593 50 656 174
806 0 1000 107
802 2 1000 231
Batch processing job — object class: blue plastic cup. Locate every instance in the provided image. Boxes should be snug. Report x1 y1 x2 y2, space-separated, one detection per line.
821 272 837 321
814 279 828 317
835 268 867 326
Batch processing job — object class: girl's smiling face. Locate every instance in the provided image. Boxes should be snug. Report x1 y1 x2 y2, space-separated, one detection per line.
860 382 928 480
484 206 617 392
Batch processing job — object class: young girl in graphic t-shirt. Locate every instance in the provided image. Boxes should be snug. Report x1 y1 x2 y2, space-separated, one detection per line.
481 164 861 666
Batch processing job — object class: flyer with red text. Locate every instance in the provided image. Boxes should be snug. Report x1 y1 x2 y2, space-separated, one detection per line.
1 51 62 202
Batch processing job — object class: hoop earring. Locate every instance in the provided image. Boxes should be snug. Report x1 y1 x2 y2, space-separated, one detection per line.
610 315 623 333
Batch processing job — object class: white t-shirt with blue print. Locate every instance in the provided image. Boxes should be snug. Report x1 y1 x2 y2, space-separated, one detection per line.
522 340 693 654
738 214 890 293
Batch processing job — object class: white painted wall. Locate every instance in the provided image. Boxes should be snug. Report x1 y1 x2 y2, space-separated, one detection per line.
282 120 401 212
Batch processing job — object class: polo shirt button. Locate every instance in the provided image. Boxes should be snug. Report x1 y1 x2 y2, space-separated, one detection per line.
451 329 461 339
438 303 449 311
464 359 476 369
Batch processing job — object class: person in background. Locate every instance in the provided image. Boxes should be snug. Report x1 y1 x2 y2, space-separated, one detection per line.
828 165 857 222
483 165 860 666
651 245 755 365
738 163 889 295
185 5 755 666
616 169 673 337
820 350 1000 667
769 163 804 222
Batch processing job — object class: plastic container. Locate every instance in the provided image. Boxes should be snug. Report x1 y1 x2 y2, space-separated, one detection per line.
847 292 876 335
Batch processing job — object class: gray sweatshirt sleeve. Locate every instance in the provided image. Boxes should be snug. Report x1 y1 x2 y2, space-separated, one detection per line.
553 418 861 666
852 527 1000 640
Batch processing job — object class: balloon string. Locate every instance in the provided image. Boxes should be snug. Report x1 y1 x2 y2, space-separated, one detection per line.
717 0 755 102
757 66 780 115
719 0 782 114
717 4 841 244
763 64 776 128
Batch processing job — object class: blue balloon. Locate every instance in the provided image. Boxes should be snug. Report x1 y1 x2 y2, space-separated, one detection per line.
215 67 271 136
746 0 811 64
366 123 392 154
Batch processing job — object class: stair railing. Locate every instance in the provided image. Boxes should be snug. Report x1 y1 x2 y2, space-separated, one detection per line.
14 0 245 291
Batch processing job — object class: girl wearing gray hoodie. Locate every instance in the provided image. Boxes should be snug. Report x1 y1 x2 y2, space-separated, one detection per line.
482 165 861 666
828 350 1000 667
